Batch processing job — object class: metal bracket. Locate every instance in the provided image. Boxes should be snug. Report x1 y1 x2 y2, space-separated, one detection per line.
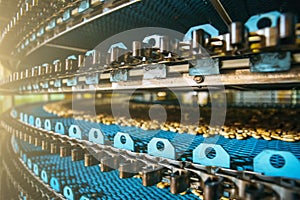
85 73 99 85
41 170 49 183
110 69 128 82
69 125 82 140
148 138 175 159
28 115 35 126
35 117 42 128
143 64 167 79
254 150 300 179
113 132 135 151
250 52 291 72
44 119 52 131
189 58 220 75
55 122 65 134
88 128 105 144
193 143 230 168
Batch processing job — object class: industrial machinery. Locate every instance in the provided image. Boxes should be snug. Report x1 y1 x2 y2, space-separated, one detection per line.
0 0 300 199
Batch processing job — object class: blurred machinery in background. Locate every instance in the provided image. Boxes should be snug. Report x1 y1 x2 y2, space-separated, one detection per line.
0 0 300 199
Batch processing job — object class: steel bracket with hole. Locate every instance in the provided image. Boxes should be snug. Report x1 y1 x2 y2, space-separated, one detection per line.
189 58 220 75
69 125 82 140
44 119 52 131
55 122 65 134
88 128 105 144
113 132 135 151
148 138 175 160
193 143 230 168
254 150 300 179
35 117 42 128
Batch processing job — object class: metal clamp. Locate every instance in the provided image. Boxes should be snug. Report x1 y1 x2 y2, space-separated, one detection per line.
148 138 175 159
193 143 230 168
113 132 135 151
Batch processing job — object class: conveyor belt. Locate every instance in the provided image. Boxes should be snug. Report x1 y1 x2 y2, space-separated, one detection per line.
15 138 199 200
15 102 300 173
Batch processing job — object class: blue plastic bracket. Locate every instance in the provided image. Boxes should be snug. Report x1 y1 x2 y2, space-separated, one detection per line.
113 132 135 151
148 138 175 160
55 122 65 134
33 164 39 176
193 143 230 168
35 117 41 128
19 112 23 121
50 177 61 192
245 11 281 32
23 113 28 123
63 186 74 200
69 125 82 139
254 150 300 179
41 170 48 183
44 119 52 131
28 115 35 126
88 128 105 144
27 158 32 169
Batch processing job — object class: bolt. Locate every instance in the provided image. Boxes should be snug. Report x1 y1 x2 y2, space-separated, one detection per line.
193 76 204 84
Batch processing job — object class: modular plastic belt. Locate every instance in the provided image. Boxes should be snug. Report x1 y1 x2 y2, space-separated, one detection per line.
14 137 199 200
14 102 300 179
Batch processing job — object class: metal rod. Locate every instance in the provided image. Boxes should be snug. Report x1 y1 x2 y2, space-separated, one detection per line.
210 0 232 27
45 43 88 53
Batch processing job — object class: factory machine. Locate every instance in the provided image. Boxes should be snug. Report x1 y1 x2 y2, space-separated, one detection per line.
0 0 300 199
